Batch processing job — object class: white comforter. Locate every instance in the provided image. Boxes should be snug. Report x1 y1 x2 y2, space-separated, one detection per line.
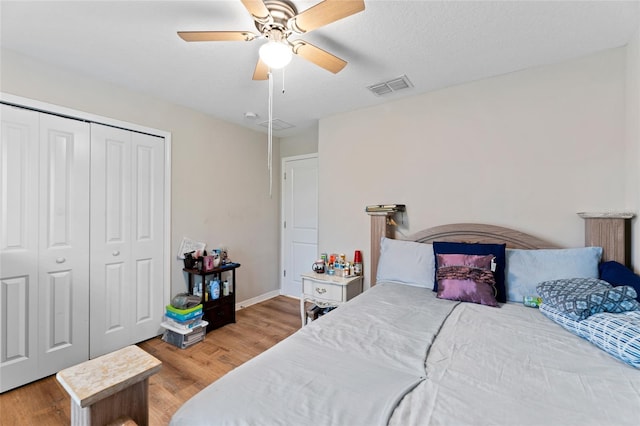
391 292 640 426
171 282 640 426
171 283 456 425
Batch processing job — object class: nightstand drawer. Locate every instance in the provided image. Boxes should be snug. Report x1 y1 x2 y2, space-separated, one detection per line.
303 280 343 302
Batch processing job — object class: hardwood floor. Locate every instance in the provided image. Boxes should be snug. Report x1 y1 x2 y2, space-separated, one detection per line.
0 296 301 426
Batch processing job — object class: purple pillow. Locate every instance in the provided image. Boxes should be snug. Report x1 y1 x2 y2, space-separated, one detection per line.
436 254 499 307
433 241 507 303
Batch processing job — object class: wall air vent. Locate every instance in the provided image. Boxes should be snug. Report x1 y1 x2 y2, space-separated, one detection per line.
367 74 414 97
258 118 295 130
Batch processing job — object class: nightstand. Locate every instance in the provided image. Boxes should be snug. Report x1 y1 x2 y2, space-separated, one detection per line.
300 272 363 326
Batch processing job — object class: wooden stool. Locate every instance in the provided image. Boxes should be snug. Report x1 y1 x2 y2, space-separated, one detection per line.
56 345 162 426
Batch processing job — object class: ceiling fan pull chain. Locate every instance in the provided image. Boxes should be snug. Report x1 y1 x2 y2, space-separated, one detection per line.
268 71 274 197
282 68 286 94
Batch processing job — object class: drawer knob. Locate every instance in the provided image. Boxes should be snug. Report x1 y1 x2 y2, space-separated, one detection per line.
315 287 326 294
112 250 120 256
55 257 66 264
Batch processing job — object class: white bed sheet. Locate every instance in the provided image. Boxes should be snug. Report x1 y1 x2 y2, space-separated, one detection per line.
172 282 640 426
171 283 457 426
389 297 640 426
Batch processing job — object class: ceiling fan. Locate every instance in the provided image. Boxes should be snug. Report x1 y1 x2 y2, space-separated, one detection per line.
177 0 365 80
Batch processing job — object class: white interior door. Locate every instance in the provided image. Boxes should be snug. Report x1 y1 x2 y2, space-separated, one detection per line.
129 131 164 344
90 124 164 358
0 105 40 391
1 106 90 392
37 113 90 375
1 95 170 389
281 155 318 297
90 124 133 357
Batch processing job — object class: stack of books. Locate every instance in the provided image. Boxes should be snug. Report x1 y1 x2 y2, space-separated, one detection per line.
165 304 203 329
161 304 208 349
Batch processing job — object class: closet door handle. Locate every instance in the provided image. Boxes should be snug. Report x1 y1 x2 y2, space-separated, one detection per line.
112 250 120 256
55 257 66 264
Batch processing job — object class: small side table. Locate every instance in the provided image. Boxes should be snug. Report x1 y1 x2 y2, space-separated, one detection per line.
56 345 162 426
183 262 240 333
300 272 363 326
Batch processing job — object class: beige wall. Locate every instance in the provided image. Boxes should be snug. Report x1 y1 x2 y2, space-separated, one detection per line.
626 28 640 270
319 47 632 288
280 123 319 158
0 48 281 303
4 37 638 301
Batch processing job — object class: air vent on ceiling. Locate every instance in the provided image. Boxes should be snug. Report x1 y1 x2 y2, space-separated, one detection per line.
367 74 414 97
258 118 295 130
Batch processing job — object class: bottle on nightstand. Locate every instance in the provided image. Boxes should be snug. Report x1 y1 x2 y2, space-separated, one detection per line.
354 250 363 276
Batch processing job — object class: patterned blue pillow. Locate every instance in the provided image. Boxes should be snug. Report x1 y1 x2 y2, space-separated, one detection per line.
540 303 640 369
580 311 640 369
536 277 640 321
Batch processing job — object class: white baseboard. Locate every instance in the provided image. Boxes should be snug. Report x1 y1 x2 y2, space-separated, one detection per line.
235 290 281 310
280 293 300 301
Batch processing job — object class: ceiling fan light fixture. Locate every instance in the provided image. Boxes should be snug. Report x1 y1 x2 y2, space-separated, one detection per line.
259 39 292 69
178 0 365 79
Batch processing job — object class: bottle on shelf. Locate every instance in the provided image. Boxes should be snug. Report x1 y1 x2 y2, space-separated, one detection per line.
210 279 220 300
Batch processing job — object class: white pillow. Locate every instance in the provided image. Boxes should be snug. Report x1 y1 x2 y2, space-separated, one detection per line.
376 237 435 288
505 246 603 302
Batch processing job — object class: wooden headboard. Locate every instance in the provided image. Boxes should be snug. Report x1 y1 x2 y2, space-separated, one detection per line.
406 223 559 249
367 214 634 286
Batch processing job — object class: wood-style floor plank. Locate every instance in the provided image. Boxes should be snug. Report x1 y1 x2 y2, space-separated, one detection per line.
0 296 300 426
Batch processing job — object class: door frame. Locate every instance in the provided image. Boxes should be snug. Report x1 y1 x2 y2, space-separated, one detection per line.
0 92 173 312
280 153 318 296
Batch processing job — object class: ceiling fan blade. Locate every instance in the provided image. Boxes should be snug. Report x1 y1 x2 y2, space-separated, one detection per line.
291 40 347 74
289 0 365 34
240 0 272 24
253 58 269 80
177 31 257 42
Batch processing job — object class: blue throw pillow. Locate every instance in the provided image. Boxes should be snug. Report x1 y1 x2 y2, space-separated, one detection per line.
433 241 507 303
537 277 640 320
505 247 602 303
600 261 640 302
376 238 435 288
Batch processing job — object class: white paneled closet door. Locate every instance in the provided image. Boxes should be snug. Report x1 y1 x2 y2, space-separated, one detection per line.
0 105 90 392
37 113 90 375
90 123 164 358
0 106 40 391
130 130 165 344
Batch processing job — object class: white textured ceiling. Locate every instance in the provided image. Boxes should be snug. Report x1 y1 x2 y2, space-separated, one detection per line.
1 0 639 136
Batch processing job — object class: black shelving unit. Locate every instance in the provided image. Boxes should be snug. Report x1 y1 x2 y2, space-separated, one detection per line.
183 263 241 333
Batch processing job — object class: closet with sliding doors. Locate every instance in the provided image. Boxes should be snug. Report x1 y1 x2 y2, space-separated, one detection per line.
0 99 170 392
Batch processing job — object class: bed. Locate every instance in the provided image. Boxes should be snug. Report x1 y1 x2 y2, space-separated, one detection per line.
171 220 640 426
